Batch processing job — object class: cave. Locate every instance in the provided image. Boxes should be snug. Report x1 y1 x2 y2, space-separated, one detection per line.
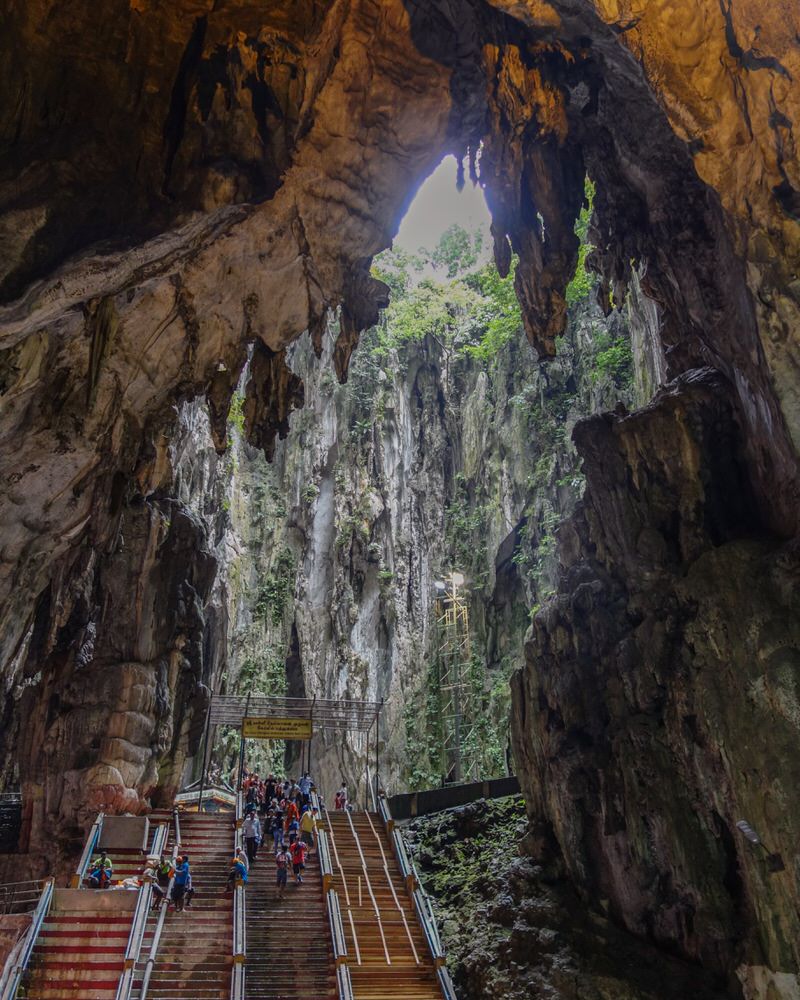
0 1 798 998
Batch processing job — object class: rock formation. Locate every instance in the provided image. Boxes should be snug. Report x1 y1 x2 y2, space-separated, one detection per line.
0 0 798 994
215 283 633 802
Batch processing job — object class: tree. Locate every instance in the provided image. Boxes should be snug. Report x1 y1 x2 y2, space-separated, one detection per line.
431 224 484 278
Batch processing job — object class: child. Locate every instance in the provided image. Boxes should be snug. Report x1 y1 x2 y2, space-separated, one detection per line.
275 844 291 900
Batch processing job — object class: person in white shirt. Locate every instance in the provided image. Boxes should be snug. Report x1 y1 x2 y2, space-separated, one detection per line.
242 812 261 864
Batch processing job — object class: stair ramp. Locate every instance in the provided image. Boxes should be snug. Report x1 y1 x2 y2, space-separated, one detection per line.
315 789 456 1000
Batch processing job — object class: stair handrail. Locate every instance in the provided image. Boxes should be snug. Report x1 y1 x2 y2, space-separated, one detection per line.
377 788 392 832
437 965 459 1000
230 790 245 1000
0 876 54 1000
336 961 355 1000
325 888 348 966
138 817 181 1000
392 828 415 887
172 806 181 851
116 823 169 1000
72 812 104 887
317 829 333 890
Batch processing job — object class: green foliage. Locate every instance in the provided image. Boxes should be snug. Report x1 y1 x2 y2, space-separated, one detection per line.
591 332 634 387
430 224 483 278
512 500 560 605
302 482 319 504
444 474 492 590
370 227 520 365
254 547 296 627
228 391 245 433
565 177 598 307
462 260 522 362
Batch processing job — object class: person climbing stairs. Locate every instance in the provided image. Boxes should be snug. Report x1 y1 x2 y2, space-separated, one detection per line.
137 811 233 999
243 836 336 999
326 809 441 1000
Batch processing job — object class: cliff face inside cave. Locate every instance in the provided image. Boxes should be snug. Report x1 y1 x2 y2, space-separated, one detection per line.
0 0 799 995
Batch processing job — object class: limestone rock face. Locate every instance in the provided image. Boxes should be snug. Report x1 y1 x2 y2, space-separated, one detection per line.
2 405 227 854
217 296 628 803
512 369 800 989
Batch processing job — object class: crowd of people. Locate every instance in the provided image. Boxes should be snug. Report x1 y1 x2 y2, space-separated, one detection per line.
87 850 194 912
230 769 321 899
85 769 353 909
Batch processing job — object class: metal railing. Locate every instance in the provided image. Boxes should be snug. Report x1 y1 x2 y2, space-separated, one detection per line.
326 889 348 966
0 877 54 1000
230 791 245 1000
72 812 104 887
173 807 181 851
0 881 43 915
379 793 454 998
437 966 458 1000
392 828 416 892
115 824 169 1000
139 814 181 1000
336 962 355 1000
317 830 333 890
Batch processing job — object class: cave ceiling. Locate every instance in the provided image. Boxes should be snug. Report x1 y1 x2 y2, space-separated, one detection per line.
0 0 798 818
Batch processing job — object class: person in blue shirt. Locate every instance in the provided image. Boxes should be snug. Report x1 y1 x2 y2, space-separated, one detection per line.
88 852 112 889
298 772 313 806
171 855 190 912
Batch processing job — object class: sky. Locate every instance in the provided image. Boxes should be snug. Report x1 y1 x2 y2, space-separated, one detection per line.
394 155 492 255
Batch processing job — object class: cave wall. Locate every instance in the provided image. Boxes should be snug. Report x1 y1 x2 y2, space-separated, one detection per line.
0 403 229 855
512 369 800 995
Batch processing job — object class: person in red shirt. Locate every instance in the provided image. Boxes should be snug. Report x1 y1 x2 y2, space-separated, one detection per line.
289 835 308 884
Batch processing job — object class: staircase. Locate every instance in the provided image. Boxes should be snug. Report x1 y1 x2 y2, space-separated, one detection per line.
326 811 440 1000
19 889 137 999
138 811 233 1000
243 840 336 1000
129 811 175 997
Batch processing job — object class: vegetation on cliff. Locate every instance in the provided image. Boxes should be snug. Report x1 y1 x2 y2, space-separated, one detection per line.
407 798 734 1000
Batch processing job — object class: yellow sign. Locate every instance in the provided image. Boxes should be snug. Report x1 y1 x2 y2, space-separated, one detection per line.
242 716 313 740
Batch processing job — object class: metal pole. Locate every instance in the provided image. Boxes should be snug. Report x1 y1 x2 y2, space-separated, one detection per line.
196 699 213 814
308 696 315 777
365 723 371 809
238 693 251 796
375 699 383 800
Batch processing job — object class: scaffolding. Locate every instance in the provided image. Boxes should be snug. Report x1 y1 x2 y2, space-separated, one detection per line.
435 573 481 783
